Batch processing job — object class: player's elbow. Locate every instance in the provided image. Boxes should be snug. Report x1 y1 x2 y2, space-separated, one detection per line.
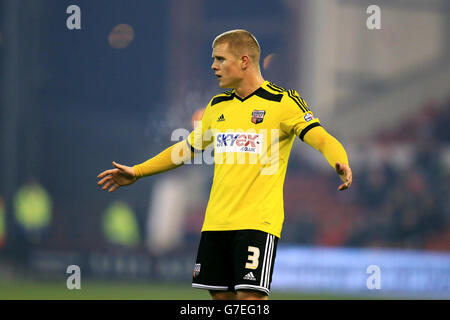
317 136 327 154
321 134 341 154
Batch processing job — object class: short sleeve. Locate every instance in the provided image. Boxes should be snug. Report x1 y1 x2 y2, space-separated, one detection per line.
186 99 214 151
280 90 321 140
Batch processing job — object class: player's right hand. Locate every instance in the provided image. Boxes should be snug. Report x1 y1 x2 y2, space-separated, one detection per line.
97 161 137 193
335 162 352 191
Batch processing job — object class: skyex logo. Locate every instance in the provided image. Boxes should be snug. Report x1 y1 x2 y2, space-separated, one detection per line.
215 132 262 154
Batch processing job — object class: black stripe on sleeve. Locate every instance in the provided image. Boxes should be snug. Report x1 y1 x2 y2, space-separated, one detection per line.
287 90 306 112
299 97 310 112
299 122 321 141
185 139 203 153
290 90 309 112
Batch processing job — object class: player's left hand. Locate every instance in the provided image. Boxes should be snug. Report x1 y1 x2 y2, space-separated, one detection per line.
335 162 352 191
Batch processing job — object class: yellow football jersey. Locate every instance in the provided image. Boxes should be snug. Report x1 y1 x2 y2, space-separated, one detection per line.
186 81 321 238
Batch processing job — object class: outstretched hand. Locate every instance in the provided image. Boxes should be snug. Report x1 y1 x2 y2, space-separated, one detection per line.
335 162 352 191
97 161 137 193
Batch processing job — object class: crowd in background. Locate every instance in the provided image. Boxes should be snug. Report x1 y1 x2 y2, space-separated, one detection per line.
281 98 450 251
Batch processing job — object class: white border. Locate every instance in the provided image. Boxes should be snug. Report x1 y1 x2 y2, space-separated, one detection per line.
234 284 270 295
192 283 229 291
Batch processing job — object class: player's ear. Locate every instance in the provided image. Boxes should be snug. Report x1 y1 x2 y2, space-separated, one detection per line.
241 55 250 70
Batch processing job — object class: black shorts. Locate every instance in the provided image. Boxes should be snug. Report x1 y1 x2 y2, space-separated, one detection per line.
192 229 278 295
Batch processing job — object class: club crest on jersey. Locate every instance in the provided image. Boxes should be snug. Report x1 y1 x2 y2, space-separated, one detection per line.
251 110 266 124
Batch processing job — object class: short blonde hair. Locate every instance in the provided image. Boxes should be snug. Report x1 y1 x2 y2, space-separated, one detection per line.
212 29 261 66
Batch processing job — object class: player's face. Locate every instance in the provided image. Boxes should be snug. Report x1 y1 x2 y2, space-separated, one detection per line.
211 43 243 88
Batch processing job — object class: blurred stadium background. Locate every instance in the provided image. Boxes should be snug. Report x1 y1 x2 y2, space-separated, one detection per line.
0 0 449 299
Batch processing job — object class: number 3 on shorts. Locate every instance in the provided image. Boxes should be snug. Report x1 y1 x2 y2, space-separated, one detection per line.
245 246 260 269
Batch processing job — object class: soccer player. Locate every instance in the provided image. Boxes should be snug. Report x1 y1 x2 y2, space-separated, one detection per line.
97 30 352 300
